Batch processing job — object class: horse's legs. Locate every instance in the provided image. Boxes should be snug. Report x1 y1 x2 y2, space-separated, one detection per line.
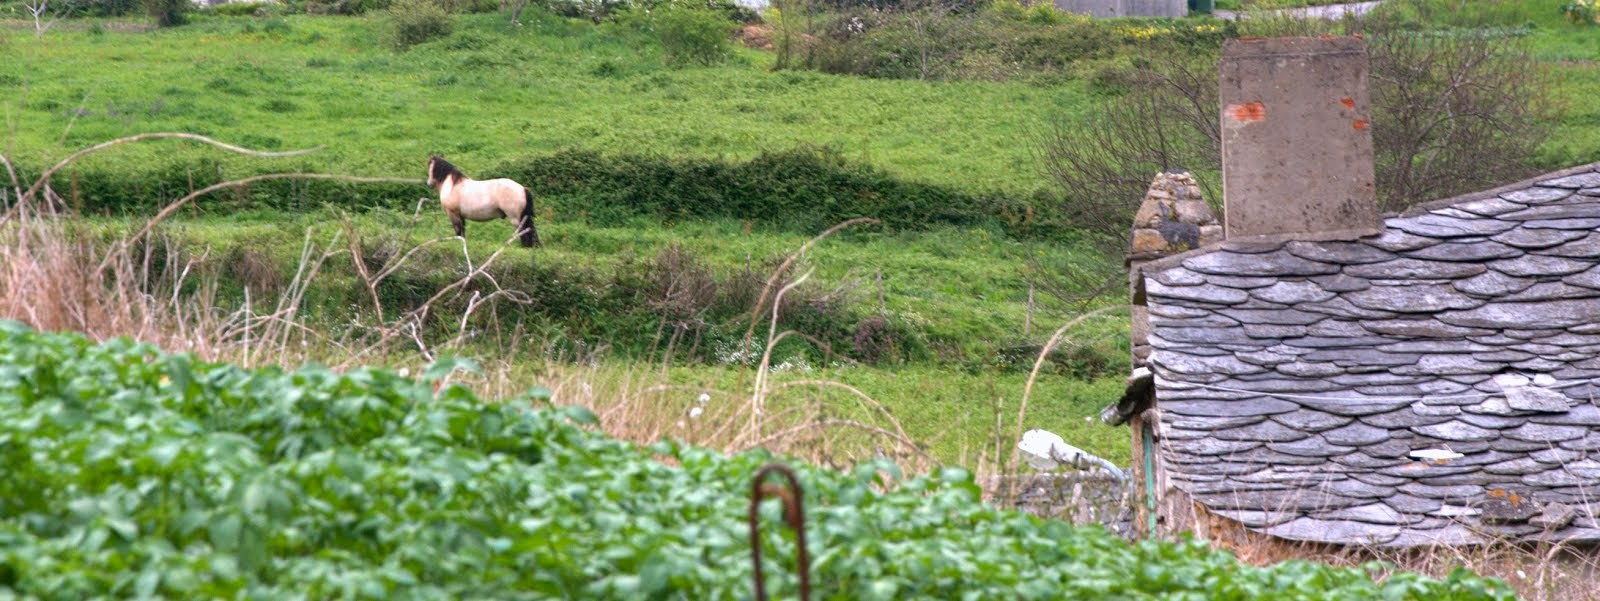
449 211 466 238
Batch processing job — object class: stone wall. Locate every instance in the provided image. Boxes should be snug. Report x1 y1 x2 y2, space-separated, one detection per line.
1054 0 1187 18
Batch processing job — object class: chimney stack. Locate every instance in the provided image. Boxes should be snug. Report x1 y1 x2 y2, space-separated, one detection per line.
1219 37 1379 241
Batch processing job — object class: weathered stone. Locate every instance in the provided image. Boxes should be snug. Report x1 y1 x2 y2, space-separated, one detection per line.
1440 299 1600 329
1212 376 1343 393
1310 274 1372 292
1210 509 1297 528
1384 493 1445 515
1266 437 1345 458
1484 457 1550 476
1411 402 1463 417
1530 503 1579 529
1182 251 1340 277
1532 448 1582 464
1363 230 1440 252
1504 386 1574 412
1430 504 1482 517
1389 214 1516 238
1534 175 1600 190
1151 268 1208 286
1404 240 1522 262
1452 197 1526 216
1291 393 1415 417
1375 340 1490 354
1219 308 1328 326
1243 324 1309 339
1155 353 1270 376
1410 420 1497 442
1523 218 1600 230
1199 225 1224 246
1265 518 1400 545
1297 298 1399 319
1302 349 1420 367
1562 266 1600 290
1168 415 1269 431
1504 422 1588 442
1361 319 1491 339
1393 355 1500 376
1303 320 1369 338
1500 282 1600 302
1320 421 1392 446
1463 397 1521 417
1273 361 1344 378
1249 281 1336 305
1322 503 1413 525
1270 409 1355 432
1280 336 1394 349
1344 259 1488 280
1522 469 1591 487
1491 255 1594 277
1350 472 1410 487
1531 404 1600 426
1457 413 1525 430
1205 275 1279 289
1147 303 1211 319
1161 398 1300 418
1495 437 1556 452
1502 203 1600 222
1344 284 1482 313
1213 420 1314 443
1359 409 1448 430
1452 271 1537 297
1481 488 1543 524
1284 240 1396 265
1146 280 1250 305
1332 452 1409 469
1167 438 1264 456
1154 327 1258 346
1492 226 1590 249
1399 482 1482 499
1236 349 1294 366
1382 523 1483 547
1543 233 1600 258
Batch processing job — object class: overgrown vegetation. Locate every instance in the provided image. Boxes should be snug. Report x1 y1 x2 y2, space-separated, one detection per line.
0 323 1517 599
386 0 453 49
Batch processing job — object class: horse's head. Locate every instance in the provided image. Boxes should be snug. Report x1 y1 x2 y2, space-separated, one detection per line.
427 155 465 190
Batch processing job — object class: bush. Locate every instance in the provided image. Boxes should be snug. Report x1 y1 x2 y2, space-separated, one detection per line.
141 0 189 27
632 6 734 66
211 1 269 16
494 147 1059 238
385 0 452 50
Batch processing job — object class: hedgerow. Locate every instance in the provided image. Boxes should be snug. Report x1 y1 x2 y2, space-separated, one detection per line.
0 322 1514 599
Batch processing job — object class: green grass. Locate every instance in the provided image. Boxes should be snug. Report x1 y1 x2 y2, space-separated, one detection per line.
0 12 1093 197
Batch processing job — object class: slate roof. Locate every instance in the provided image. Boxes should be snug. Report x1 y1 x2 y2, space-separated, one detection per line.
1139 162 1600 546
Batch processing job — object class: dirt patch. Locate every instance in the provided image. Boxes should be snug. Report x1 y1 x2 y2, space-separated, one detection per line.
737 24 772 51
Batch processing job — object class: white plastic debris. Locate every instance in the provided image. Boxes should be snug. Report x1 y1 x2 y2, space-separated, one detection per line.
1017 429 1127 480
1409 448 1464 462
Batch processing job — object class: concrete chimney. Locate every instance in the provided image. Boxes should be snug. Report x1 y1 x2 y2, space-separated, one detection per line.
1219 37 1379 241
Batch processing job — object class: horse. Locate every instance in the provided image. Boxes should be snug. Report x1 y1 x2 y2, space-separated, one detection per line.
426 155 540 248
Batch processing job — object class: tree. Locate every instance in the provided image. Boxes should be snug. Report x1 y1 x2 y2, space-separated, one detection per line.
22 0 76 39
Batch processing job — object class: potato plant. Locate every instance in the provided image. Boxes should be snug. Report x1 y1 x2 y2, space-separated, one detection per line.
0 322 1512 599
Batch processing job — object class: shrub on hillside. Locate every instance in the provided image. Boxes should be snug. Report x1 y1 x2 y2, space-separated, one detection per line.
639 6 734 67
141 0 188 26
385 0 452 50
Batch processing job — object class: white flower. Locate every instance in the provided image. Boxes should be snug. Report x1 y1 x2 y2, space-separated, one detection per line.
697 393 710 405
689 406 704 419
398 367 411 378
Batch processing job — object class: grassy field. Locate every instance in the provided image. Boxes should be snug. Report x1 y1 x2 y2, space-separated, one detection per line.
0 11 1094 196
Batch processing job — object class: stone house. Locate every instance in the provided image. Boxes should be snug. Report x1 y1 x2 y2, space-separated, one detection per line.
1106 37 1600 547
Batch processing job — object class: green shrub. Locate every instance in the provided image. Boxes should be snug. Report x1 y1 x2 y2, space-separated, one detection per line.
141 0 189 27
385 0 452 50
635 6 734 67
211 1 267 16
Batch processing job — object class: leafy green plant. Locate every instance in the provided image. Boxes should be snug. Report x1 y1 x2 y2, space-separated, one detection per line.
0 322 1518 599
632 6 734 67
385 0 452 50
140 0 188 26
1563 0 1599 25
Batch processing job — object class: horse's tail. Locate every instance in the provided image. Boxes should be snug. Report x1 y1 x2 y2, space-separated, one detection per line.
520 187 541 248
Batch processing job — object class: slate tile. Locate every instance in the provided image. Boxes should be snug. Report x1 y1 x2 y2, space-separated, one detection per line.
1270 409 1355 432
1452 197 1526 216
1403 240 1522 262
1503 422 1588 442
1492 227 1589 249
1284 240 1396 265
1147 280 1250 305
1167 438 1263 456
1161 398 1300 418
1219 308 1329 325
1322 421 1392 446
1440 299 1600 329
1389 214 1516 238
1411 421 1497 442
1211 509 1297 527
1154 353 1269 376
1533 175 1600 190
1531 405 1600 426
1501 203 1600 221
1320 503 1415 525
1183 250 1340 277
1541 233 1600 258
1151 268 1207 286
1364 230 1441 251
1310 274 1372 292
1297 297 1400 319
1345 258 1488 279
1344 284 1482 312
1213 420 1314 443
1491 255 1594 277
1250 281 1337 304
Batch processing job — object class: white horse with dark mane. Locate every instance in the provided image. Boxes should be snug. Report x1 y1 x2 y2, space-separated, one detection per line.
426 155 541 248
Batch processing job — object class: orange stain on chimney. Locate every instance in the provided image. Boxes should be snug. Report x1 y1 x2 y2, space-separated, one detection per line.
1228 102 1266 123
1340 97 1356 109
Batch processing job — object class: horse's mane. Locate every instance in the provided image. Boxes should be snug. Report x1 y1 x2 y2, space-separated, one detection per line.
429 155 466 186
